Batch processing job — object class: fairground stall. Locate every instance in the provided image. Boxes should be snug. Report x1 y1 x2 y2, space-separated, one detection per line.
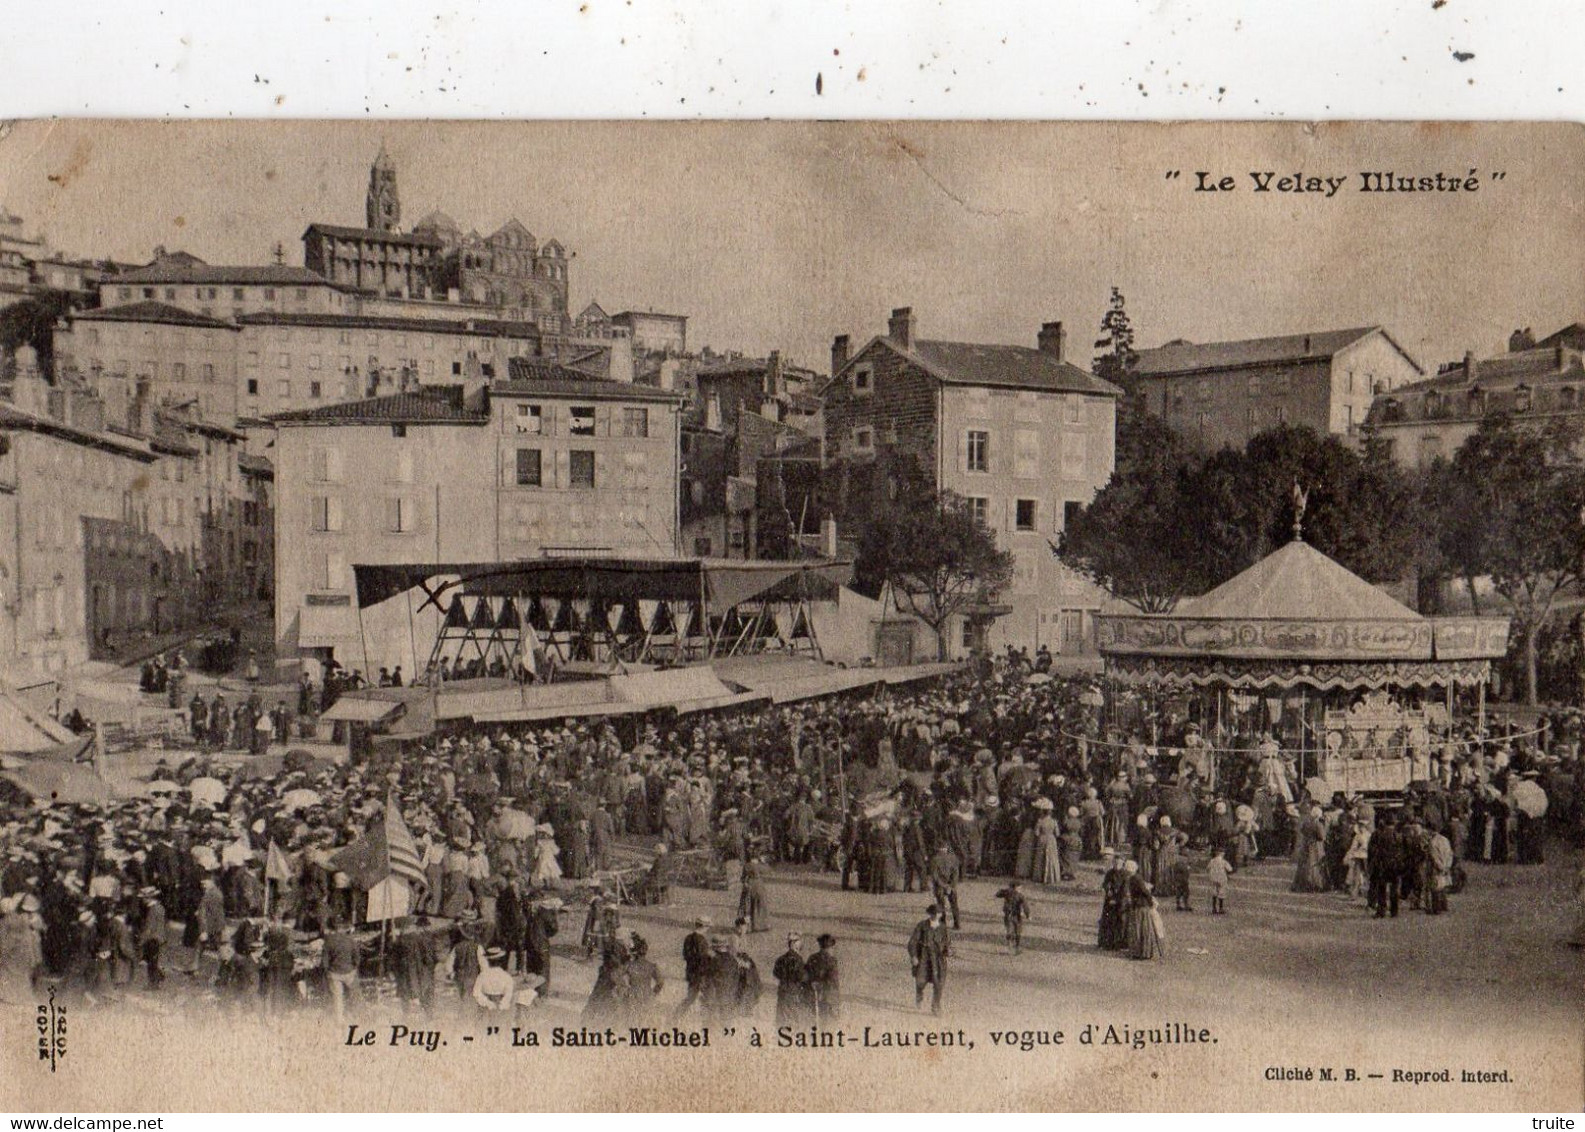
1093 536 1511 799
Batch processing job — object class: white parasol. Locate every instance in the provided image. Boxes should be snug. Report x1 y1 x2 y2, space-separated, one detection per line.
1511 779 1548 819
281 788 324 812
187 777 226 806
493 809 536 840
1030 797 1055 811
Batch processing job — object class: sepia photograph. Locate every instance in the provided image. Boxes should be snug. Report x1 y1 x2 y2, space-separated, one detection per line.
0 118 1580 1112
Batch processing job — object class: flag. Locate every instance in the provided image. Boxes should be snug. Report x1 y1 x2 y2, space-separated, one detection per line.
264 840 294 884
328 796 426 890
382 794 426 887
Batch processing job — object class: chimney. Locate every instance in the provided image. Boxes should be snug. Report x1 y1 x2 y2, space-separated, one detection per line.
887 307 915 351
767 347 782 384
1038 320 1067 362
820 516 838 559
831 334 850 375
1463 350 1476 382
460 353 488 410
657 358 678 391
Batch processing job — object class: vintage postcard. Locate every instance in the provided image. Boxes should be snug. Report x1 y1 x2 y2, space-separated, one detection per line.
0 119 1580 1112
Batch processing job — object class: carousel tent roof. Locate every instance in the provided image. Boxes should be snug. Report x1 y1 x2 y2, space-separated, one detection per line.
1176 539 1421 622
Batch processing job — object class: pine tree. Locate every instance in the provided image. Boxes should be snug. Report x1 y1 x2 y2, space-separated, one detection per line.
1092 286 1139 395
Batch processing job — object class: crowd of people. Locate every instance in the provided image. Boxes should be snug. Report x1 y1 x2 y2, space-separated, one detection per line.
2 647 1582 1021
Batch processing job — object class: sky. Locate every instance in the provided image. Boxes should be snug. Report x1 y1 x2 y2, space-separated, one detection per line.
2 120 1581 373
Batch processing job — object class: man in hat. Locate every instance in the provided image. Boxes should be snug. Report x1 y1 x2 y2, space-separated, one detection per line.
522 894 561 995
1367 811 1403 919
907 904 951 1015
804 933 840 1027
993 880 1030 955
673 916 712 1019
137 886 167 989
771 932 812 1028
928 841 962 930
320 916 363 1020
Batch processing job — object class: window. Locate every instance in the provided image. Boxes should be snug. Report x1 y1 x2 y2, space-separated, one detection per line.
1197 379 1211 400
569 449 595 488
966 429 990 472
308 354 321 370
309 495 343 532
1061 433 1088 476
1063 500 1083 531
1064 398 1083 424
853 364 874 393
854 426 874 452
1014 429 1039 479
295 287 308 300
1246 406 1257 429
451 361 463 376
1247 375 1261 397
386 497 413 533
277 380 291 398
172 363 186 381
278 353 291 368
313 447 342 482
164 287 176 301
142 287 155 299
246 379 259 396
1197 410 1211 434
320 551 346 590
516 404 543 434
118 287 131 301
309 381 322 399
233 288 245 301
1276 405 1287 424
965 496 990 527
1015 499 1038 531
202 363 214 381
728 528 746 551
391 424 406 438
569 406 596 436
1346 370 1355 394
621 407 650 438
515 448 542 486
263 288 276 300
693 537 713 556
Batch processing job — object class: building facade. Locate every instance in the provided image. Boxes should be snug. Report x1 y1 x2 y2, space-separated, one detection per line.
268 367 681 678
611 310 688 356
99 253 353 322
0 353 261 683
1368 336 1585 468
823 308 1120 658
59 302 242 423
1134 326 1422 450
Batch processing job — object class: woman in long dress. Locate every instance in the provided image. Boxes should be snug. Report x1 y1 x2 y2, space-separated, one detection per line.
1059 808 1082 881
1290 807 1328 893
1015 822 1036 880
1034 812 1062 886
1124 861 1164 960
529 828 563 888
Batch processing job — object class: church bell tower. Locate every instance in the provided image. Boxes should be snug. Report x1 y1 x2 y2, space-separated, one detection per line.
366 144 401 232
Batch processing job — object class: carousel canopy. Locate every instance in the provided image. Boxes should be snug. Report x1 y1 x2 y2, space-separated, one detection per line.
1095 539 1509 689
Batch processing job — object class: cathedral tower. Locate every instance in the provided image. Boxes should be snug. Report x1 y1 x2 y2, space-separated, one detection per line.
366 144 400 232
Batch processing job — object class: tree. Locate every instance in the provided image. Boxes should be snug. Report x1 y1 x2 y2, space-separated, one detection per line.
1091 286 1140 397
0 290 75 380
1056 407 1212 611
854 472 1015 661
1436 413 1585 704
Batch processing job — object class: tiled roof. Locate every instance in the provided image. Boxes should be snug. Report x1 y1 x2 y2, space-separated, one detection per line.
612 310 688 322
1389 346 1581 394
72 301 237 330
268 386 487 426
236 311 542 338
0 402 157 460
1134 327 1388 377
302 224 444 248
238 453 274 476
496 361 683 403
113 260 340 287
909 339 1120 397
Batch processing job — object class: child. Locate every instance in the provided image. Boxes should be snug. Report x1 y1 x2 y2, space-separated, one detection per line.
1343 823 1371 899
1206 847 1233 915
993 881 1031 954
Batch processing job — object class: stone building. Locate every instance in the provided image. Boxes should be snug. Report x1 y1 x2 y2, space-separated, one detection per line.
301 149 573 331
1133 326 1423 450
1367 330 1585 468
823 308 1120 658
268 363 681 679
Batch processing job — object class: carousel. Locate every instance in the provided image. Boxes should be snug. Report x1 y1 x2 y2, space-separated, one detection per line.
1093 524 1511 800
